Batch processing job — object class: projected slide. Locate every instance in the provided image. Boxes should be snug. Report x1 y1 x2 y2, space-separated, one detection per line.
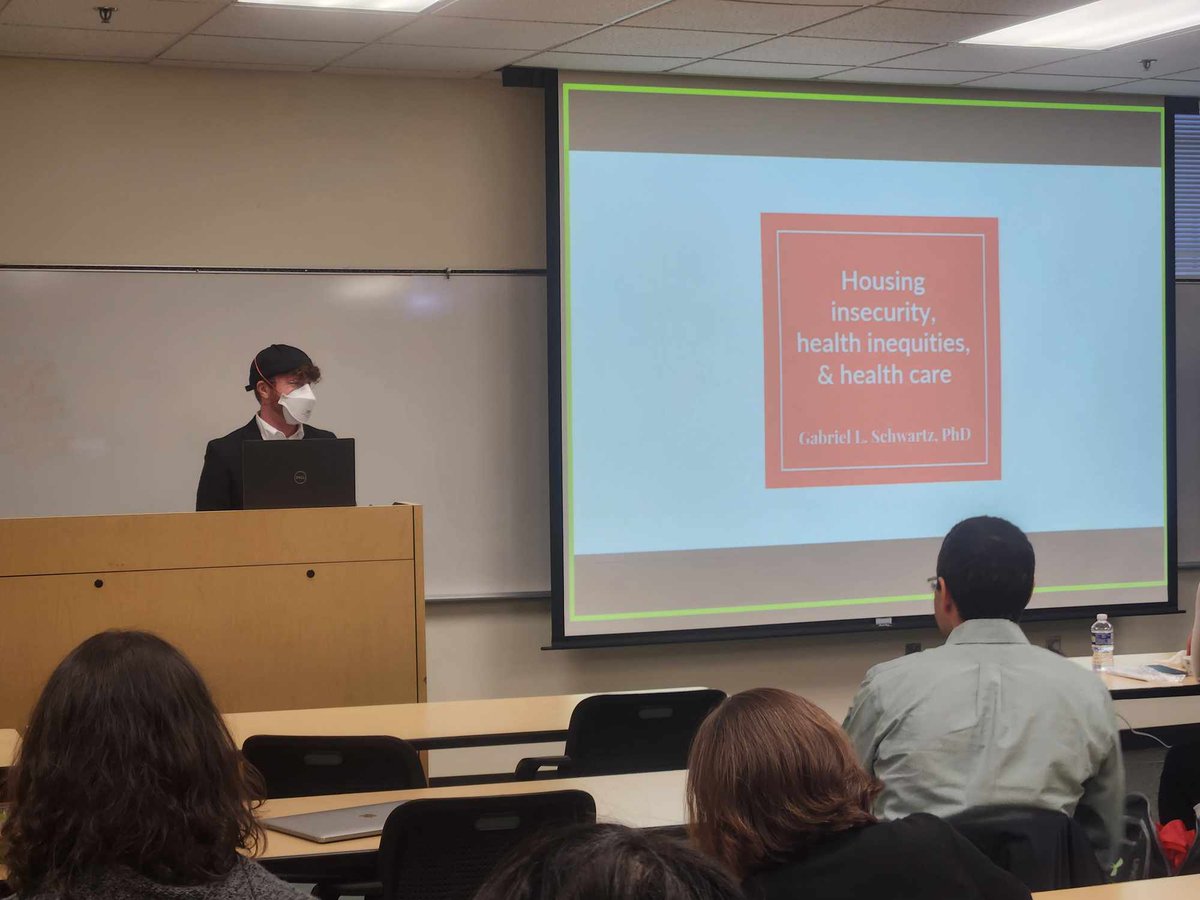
555 80 1170 643
763 212 1000 488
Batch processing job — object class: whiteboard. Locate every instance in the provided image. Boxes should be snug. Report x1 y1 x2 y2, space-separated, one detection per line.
0 270 549 598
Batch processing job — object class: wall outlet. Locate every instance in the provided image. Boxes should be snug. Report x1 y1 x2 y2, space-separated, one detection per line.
1046 636 1063 655
905 642 922 655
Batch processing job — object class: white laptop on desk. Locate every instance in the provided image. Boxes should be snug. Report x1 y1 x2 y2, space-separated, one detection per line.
263 800 407 843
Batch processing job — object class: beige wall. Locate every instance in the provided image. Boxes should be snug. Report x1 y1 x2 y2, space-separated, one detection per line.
0 58 545 269
2 58 1190 777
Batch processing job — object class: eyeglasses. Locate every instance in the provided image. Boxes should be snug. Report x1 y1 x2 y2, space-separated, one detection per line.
927 576 940 592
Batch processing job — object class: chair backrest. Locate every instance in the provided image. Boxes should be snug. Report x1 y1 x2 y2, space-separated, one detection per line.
947 804 1107 892
242 734 426 799
379 790 596 900
561 689 726 777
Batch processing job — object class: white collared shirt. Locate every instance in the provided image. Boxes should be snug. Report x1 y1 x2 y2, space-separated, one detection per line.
255 415 305 441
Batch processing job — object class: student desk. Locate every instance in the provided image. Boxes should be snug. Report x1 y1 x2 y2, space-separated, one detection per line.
226 688 703 753
225 693 596 752
1068 654 1200 700
1033 875 1200 899
254 769 687 882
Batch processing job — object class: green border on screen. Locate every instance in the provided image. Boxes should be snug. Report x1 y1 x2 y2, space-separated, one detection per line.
560 81 1167 625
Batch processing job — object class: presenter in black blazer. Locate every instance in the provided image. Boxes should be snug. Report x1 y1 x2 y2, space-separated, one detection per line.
196 344 337 511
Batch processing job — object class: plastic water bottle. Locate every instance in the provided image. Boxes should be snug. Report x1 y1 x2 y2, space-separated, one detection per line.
1091 614 1114 672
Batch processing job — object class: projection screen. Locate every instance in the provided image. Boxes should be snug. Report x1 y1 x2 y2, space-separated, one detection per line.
548 73 1175 647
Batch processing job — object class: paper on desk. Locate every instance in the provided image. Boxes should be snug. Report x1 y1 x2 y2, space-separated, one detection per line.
1108 665 1186 684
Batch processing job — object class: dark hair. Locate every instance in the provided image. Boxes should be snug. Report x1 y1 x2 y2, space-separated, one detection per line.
936 516 1035 621
687 688 880 878
1 630 264 895
473 823 744 900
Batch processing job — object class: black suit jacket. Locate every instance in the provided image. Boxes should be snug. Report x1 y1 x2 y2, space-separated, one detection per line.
196 418 338 511
745 815 1031 900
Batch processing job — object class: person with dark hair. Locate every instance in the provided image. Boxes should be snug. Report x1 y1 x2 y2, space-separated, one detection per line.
196 343 336 511
473 822 744 900
1 630 303 900
843 516 1124 860
687 688 1029 900
1158 741 1200 828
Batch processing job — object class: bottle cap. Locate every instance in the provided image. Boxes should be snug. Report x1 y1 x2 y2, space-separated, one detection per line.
1097 614 1108 622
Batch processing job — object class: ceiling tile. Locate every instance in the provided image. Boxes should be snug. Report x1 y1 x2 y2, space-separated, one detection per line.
0 0 224 32
0 23 177 58
151 58 316 72
1025 30 1200 79
431 0 656 25
624 0 848 35
798 7 1025 43
1101 79 1200 96
198 5 411 43
876 0 1081 12
160 34 359 66
381 16 591 49
961 72 1136 91
324 65 482 78
879 43 1082 71
721 35 935 66
671 58 847 78
721 0 861 5
516 51 700 72
827 66 995 84
557 24 759 56
334 42 525 70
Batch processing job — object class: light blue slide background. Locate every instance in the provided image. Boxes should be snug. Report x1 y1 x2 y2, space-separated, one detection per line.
568 152 1165 555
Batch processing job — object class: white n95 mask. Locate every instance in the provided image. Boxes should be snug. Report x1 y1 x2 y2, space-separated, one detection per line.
279 383 316 425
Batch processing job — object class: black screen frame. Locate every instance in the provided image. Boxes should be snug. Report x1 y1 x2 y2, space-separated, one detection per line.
540 73 1181 650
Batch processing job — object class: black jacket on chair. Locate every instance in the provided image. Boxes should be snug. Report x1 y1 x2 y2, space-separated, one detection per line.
947 805 1108 891
195 418 337 511
744 814 1031 900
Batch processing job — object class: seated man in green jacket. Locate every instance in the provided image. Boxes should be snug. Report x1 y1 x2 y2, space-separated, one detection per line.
844 516 1124 861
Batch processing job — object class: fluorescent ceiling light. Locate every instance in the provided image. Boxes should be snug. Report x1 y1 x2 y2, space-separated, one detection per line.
237 0 439 11
962 0 1200 50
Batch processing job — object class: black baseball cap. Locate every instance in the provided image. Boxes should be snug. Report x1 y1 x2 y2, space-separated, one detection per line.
246 344 313 392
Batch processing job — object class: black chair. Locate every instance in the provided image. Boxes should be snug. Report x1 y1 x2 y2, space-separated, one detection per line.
379 790 596 900
947 805 1108 891
242 734 426 799
514 689 725 780
242 735 426 900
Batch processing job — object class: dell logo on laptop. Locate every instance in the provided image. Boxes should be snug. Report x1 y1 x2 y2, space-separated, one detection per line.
293 470 308 485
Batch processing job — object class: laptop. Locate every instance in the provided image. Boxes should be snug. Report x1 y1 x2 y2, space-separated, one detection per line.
242 438 356 510
262 800 406 843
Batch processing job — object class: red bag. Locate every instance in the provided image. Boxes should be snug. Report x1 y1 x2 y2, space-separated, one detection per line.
1158 819 1196 872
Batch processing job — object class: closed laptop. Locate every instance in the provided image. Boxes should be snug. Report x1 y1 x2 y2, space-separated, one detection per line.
262 800 405 843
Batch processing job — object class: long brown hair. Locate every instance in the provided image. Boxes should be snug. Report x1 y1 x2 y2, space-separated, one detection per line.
1 630 265 895
686 688 881 878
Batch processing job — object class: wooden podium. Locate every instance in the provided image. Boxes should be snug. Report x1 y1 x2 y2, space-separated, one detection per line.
0 504 426 731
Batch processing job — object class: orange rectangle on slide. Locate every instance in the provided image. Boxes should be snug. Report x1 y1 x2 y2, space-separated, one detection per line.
763 213 1001 489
